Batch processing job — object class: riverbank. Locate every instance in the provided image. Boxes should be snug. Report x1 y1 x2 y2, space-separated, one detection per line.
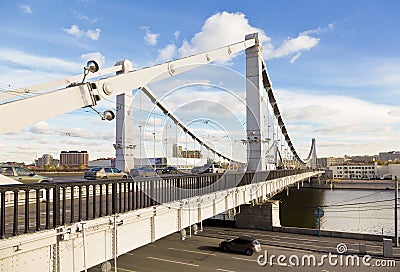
302 179 396 190
36 171 84 177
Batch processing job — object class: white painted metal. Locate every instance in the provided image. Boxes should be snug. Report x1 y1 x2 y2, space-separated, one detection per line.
0 171 322 271
0 65 123 102
115 92 134 172
0 38 256 135
245 33 266 171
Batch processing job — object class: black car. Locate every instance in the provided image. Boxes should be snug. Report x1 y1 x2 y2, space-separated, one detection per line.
161 166 179 174
219 236 261 256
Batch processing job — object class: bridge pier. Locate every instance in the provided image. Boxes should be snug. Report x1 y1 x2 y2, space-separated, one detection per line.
99 261 112 272
235 201 281 231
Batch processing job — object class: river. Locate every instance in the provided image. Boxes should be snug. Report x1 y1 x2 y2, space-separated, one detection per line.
272 188 399 237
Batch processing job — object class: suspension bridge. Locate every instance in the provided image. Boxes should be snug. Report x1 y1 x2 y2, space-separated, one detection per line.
0 33 322 271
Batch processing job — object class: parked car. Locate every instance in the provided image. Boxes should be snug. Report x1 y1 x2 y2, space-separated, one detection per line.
84 167 128 180
0 165 53 183
191 163 225 174
161 166 179 174
219 236 261 256
130 166 158 177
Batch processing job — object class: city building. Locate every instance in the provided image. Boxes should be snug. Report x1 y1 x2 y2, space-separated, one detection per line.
35 154 59 168
88 158 115 168
344 154 378 163
329 163 377 179
60 151 88 168
317 157 345 168
379 151 400 162
377 163 400 179
172 143 201 159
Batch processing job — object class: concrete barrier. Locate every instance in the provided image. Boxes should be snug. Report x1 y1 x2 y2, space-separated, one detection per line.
272 226 396 242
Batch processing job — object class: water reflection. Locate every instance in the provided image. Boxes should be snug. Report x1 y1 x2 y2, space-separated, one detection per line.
273 188 398 236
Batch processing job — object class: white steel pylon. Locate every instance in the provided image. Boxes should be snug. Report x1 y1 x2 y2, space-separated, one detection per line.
245 33 266 171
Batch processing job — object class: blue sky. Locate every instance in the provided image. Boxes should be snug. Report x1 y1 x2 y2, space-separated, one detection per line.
0 0 399 164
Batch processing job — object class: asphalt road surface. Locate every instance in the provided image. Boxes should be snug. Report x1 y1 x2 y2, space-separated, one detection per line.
89 226 399 272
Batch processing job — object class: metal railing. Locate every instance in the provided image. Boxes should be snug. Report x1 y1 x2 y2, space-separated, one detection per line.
0 169 312 239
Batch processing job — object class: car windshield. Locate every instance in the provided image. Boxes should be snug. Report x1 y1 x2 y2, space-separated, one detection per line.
1 167 14 176
253 240 260 245
112 168 121 173
15 167 33 176
89 167 102 171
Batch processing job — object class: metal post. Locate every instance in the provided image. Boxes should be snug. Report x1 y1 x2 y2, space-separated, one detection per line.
35 189 40 231
395 176 398 247
1 191 5 238
24 190 29 233
70 186 75 223
13 191 18 236
53 184 60 228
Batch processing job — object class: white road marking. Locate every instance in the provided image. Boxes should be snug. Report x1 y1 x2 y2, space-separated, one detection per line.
216 268 237 272
147 256 199 267
168 247 216 256
231 256 256 262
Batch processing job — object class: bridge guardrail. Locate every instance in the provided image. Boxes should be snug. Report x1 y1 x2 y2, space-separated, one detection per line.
0 169 314 239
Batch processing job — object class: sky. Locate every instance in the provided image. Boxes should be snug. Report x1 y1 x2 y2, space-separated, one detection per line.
0 0 399 164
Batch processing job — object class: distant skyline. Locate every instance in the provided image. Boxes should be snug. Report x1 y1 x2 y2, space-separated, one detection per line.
0 1 399 163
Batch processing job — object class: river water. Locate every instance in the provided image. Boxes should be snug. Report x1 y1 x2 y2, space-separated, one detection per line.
272 188 399 237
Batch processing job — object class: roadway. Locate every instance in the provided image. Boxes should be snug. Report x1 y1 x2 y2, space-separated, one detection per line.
88 226 399 272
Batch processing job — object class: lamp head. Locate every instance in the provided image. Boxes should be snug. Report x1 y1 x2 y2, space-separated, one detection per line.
84 60 99 73
102 110 115 121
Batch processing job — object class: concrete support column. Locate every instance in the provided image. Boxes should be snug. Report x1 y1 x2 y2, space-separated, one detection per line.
235 201 280 231
115 92 134 172
245 33 266 171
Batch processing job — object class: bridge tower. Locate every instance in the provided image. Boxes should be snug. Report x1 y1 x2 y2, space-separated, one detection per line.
114 61 135 172
245 33 266 171
311 138 317 169
115 92 135 172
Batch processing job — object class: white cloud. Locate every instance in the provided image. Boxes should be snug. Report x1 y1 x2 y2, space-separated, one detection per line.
0 48 80 73
142 27 160 45
74 11 98 23
20 4 32 14
300 23 335 36
269 34 320 60
161 11 327 64
290 52 302 64
63 25 101 41
86 28 101 40
388 109 400 117
81 52 105 67
29 121 54 134
64 25 82 36
176 11 269 63
157 44 176 62
0 49 85 90
174 31 180 40
274 88 400 156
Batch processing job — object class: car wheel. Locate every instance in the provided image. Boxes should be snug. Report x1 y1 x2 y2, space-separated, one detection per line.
245 249 253 256
122 175 128 179
222 245 229 252
102 176 107 179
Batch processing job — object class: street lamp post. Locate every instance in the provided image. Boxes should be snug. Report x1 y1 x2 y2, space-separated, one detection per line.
153 132 156 168
395 176 398 247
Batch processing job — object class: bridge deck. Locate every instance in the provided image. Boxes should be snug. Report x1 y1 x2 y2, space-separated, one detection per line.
0 170 311 239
